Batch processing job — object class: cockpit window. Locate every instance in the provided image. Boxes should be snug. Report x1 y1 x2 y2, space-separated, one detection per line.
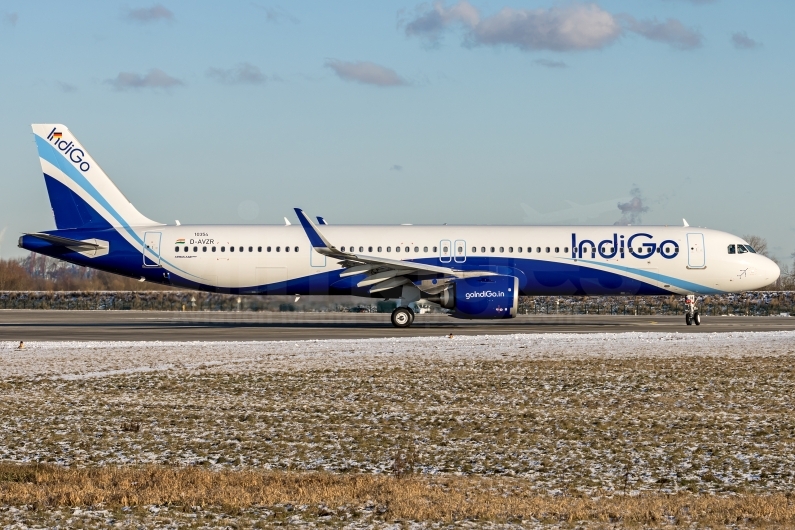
737 244 748 254
746 245 757 253
728 244 736 254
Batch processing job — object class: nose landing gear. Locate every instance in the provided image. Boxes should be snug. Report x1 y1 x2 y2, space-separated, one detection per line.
684 294 701 326
391 306 415 328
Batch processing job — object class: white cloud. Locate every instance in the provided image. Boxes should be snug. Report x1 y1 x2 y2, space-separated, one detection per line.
325 59 407 87
57 81 78 93
471 4 622 51
404 2 702 53
124 4 174 23
252 4 299 24
405 2 621 51
404 1 480 42
207 63 267 85
534 58 567 68
731 31 760 50
106 69 184 90
625 16 702 50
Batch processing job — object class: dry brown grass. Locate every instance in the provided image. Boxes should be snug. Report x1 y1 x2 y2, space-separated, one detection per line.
1 463 794 526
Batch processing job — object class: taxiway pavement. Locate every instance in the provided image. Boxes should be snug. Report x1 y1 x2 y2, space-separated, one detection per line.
2 310 794 341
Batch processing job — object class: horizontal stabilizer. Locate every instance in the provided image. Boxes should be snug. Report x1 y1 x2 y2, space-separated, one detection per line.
24 232 106 250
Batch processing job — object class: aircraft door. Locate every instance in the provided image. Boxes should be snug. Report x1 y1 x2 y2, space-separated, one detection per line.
440 240 452 263
686 233 706 269
454 239 466 263
143 232 162 267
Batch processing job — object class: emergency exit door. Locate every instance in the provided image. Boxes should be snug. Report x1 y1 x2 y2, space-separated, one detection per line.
454 239 466 263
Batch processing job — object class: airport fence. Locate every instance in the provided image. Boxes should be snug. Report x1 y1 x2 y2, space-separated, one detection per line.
0 291 793 316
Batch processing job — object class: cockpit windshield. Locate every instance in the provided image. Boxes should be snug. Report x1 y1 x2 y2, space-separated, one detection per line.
728 244 757 255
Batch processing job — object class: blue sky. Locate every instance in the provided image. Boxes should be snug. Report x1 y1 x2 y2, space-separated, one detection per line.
0 1 793 261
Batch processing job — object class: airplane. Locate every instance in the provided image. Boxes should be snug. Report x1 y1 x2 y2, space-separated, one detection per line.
19 124 780 328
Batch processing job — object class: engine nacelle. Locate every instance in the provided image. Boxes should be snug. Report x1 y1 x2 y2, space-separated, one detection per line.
428 275 518 319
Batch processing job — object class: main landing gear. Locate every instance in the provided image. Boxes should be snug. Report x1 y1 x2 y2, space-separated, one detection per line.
684 294 701 326
391 307 415 328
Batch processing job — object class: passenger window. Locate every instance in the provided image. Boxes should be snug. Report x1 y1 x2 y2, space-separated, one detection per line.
396 246 401 253
415 246 420 252
481 247 486 253
554 247 559 253
174 246 179 252
457 246 462 253
230 246 235 252
405 246 409 252
183 246 188 252
472 246 476 253
368 246 373 252
499 247 504 253
239 246 243 252
518 247 522 253
248 246 253 252
267 246 271 252
490 247 495 253
212 246 216 252
728 244 736 254
387 246 391 252
295 247 299 252
536 247 541 253
258 246 262 252
377 246 382 252
564 247 568 253
508 247 513 253
202 246 207 252
433 246 437 252
546 247 550 253
442 246 448 253
341 246 346 252
285 246 290 252
221 246 225 252
528 247 532 253
276 246 281 252
423 246 428 252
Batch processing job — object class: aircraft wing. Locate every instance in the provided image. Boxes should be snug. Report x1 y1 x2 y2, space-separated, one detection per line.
24 233 106 250
294 208 459 293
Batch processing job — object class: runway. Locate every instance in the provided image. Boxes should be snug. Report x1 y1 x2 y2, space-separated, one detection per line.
1 310 794 341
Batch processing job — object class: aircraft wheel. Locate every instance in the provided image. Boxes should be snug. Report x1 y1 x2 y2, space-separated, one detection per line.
407 307 415 325
693 312 701 326
685 313 693 326
391 307 413 328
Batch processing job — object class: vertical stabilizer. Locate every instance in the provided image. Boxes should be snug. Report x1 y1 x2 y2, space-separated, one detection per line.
31 124 160 230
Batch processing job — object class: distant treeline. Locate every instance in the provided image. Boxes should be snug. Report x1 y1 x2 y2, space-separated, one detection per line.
0 254 172 291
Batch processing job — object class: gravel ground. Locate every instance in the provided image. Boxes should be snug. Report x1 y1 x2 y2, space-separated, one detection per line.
1 332 794 528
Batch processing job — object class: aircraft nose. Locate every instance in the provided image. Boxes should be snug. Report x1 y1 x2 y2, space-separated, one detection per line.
764 257 781 284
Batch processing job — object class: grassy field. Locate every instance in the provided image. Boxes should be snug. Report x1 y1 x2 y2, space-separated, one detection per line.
0 334 793 527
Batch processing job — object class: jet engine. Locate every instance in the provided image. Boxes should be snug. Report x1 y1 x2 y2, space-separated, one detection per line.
427 275 518 319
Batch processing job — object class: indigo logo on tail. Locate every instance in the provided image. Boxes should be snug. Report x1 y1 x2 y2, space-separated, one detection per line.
46 127 91 173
